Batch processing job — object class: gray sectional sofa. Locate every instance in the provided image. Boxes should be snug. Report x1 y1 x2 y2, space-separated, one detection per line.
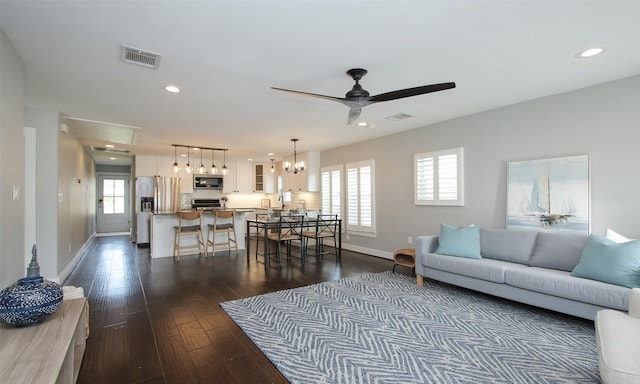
415 228 630 320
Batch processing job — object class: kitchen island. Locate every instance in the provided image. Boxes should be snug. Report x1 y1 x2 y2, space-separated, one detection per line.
150 209 251 258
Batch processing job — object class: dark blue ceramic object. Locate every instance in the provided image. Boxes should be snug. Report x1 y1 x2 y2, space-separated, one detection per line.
0 276 63 327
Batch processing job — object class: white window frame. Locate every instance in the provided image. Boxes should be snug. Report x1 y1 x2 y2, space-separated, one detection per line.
414 147 464 206
320 165 343 218
346 159 376 236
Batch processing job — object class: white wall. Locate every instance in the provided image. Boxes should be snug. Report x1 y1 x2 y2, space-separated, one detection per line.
0 30 26 287
322 75 640 257
23 107 96 282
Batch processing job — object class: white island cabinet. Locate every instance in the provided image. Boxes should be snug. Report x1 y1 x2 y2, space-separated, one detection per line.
150 210 248 258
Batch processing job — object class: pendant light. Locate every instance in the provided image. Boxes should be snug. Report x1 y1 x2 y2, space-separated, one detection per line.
185 147 193 174
210 149 217 174
270 158 275 173
283 138 305 174
222 149 228 176
197 148 205 174
172 145 180 174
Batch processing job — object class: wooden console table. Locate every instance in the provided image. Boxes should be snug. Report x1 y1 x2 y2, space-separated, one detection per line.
0 298 88 384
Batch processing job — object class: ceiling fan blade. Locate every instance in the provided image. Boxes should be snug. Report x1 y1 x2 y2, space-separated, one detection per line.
347 108 362 125
271 87 345 103
369 82 456 103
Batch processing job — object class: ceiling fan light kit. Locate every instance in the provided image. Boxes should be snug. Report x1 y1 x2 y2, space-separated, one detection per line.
272 68 456 124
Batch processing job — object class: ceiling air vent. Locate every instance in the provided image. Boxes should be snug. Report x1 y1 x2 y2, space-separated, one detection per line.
90 146 130 154
120 45 161 69
386 113 413 121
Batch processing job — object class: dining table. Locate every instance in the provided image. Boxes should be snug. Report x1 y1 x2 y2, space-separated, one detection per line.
245 215 342 269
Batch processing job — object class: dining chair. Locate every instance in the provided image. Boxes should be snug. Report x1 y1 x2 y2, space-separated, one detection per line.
302 214 339 262
266 215 304 267
253 213 271 262
206 210 238 257
173 210 205 261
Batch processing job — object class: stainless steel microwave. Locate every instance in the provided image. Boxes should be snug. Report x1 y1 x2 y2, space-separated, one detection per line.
193 175 224 190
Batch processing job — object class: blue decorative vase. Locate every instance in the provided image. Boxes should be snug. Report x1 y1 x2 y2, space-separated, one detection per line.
0 245 63 327
0 276 63 327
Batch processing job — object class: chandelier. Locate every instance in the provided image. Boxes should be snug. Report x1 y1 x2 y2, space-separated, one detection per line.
283 139 305 174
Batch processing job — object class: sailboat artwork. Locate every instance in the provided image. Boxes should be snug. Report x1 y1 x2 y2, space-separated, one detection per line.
507 155 589 234
527 167 577 225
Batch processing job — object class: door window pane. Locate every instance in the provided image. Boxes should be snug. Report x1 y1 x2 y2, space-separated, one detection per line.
103 179 125 214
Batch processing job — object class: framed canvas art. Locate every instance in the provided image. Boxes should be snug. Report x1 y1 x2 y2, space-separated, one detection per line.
507 154 590 234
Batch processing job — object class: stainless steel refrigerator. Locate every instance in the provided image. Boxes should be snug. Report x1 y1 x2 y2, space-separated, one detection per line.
154 176 181 214
134 176 180 244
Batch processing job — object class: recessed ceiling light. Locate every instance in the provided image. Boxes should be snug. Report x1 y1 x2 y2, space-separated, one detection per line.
386 113 413 121
247 158 253 161
267 152 275 156
357 122 368 127
164 85 181 93
576 47 605 58
105 144 115 148
109 157 117 160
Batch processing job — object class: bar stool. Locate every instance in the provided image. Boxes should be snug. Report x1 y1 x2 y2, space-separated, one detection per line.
206 210 238 256
173 210 205 261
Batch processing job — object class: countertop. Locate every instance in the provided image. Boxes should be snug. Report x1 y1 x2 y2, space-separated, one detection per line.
151 208 254 215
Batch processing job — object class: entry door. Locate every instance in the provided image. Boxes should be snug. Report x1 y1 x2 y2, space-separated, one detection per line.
97 175 130 233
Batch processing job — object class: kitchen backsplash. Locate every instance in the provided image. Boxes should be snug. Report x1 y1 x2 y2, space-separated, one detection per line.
180 191 320 210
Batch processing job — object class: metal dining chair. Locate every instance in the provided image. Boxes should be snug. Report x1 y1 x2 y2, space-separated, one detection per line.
173 210 205 261
266 215 304 267
302 214 339 262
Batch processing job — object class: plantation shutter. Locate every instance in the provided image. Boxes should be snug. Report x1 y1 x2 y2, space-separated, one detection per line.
346 160 375 234
415 147 464 206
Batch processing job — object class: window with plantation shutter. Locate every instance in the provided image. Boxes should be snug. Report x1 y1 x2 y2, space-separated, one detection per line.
415 147 464 206
321 165 342 217
346 159 375 234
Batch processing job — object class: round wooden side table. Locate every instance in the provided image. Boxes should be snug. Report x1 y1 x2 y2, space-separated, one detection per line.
392 248 416 273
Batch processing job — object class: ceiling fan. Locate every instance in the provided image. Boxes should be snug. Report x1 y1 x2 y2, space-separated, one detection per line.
272 68 456 125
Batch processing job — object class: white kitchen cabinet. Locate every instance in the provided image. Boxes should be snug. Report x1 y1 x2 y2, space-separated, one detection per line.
223 161 253 193
222 162 236 193
281 151 320 192
181 174 194 194
253 163 276 193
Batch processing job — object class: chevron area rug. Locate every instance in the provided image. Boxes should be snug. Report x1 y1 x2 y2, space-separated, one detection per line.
220 271 599 383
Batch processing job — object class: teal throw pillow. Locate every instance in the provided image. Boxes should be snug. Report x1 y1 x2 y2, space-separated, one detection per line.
571 235 640 288
435 223 481 259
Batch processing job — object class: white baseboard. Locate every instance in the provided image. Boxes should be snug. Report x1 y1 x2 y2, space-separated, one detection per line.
95 231 131 237
56 233 96 284
341 243 394 260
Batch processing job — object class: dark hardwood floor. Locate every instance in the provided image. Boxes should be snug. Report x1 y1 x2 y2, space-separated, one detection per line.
64 235 401 383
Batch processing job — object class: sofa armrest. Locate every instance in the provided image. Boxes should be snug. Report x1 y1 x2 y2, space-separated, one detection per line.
416 235 439 255
629 288 640 319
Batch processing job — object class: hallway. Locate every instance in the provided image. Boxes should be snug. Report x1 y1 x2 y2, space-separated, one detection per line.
65 235 395 383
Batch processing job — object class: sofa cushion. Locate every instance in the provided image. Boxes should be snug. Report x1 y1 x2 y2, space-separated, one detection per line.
423 252 526 284
595 309 640 383
571 235 640 288
505 267 629 310
480 228 538 264
529 232 589 271
435 223 481 259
